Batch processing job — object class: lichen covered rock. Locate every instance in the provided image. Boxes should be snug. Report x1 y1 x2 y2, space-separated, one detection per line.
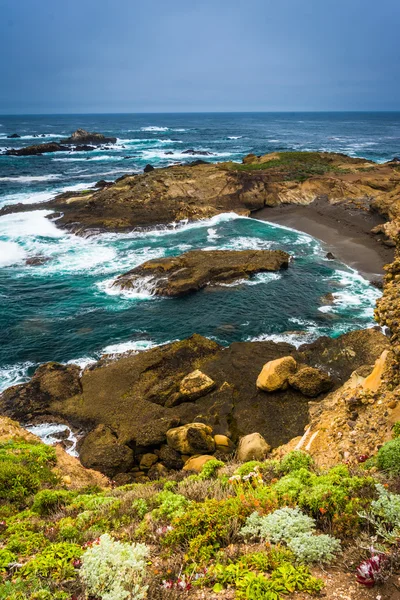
256 356 297 392
289 366 334 397
166 423 215 455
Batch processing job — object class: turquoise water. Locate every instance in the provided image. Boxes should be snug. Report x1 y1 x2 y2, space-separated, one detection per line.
0 112 393 392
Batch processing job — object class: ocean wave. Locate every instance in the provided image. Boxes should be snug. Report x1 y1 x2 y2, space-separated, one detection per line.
227 135 243 140
0 182 97 208
26 423 78 457
138 149 234 161
98 275 158 300
0 361 35 393
0 174 62 183
0 240 26 266
102 339 156 355
217 272 281 287
141 126 169 132
246 330 320 348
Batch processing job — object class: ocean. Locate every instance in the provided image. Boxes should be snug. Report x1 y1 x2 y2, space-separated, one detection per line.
0 112 398 393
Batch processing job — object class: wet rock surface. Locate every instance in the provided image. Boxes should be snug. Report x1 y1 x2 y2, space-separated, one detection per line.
113 249 290 297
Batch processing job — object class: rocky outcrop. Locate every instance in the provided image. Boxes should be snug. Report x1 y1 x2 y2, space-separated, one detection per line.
60 129 117 145
0 329 388 477
256 356 297 391
2 151 400 235
5 142 70 156
113 250 290 297
79 424 134 477
237 432 271 462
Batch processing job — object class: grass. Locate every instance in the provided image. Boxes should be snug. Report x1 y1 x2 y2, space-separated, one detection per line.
222 151 351 181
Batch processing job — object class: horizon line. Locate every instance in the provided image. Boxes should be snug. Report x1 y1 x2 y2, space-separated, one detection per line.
1 110 400 117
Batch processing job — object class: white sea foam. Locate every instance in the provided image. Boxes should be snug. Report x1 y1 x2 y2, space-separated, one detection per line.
26 423 78 457
102 339 156 355
98 275 158 299
0 174 62 183
141 126 169 132
227 136 243 140
0 240 26 266
0 361 34 393
246 330 319 348
0 181 97 208
0 210 64 239
138 149 233 161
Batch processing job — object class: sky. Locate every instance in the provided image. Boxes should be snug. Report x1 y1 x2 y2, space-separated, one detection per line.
1 0 399 114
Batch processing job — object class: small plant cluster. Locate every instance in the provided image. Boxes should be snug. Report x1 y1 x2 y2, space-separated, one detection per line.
80 533 149 600
1 438 400 598
195 548 324 599
240 507 341 564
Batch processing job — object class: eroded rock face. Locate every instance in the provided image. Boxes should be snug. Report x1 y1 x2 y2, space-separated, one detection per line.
288 366 334 397
113 250 290 297
0 329 389 476
237 432 271 462
166 423 216 455
256 356 297 392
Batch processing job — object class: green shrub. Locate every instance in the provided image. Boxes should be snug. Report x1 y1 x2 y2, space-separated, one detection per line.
164 497 251 563
80 533 149 600
57 517 81 542
392 421 400 439
287 533 341 564
6 531 48 556
0 548 16 572
377 438 400 476
132 498 149 520
20 542 82 581
198 459 224 480
31 490 72 516
279 451 314 474
0 462 41 503
152 490 190 521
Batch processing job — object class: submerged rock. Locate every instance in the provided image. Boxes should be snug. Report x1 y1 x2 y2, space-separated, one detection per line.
7 133 20 138
113 249 290 297
5 142 69 156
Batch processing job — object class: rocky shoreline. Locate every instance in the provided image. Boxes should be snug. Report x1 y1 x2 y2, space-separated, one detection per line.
1 149 400 480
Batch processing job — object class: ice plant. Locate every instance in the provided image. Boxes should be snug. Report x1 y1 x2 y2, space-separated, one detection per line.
356 554 386 587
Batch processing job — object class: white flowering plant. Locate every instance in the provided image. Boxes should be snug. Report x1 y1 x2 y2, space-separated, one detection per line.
80 533 149 600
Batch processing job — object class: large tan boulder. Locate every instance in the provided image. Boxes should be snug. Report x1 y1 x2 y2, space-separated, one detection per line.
237 432 271 462
214 434 235 454
179 370 216 400
256 356 297 392
288 366 333 397
183 455 216 472
166 422 215 455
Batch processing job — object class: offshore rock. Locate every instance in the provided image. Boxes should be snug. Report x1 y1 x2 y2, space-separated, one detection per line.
60 129 117 144
5 142 69 156
113 249 289 297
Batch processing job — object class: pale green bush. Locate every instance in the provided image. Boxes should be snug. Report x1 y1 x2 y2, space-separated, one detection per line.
80 533 149 600
240 507 315 543
287 533 341 564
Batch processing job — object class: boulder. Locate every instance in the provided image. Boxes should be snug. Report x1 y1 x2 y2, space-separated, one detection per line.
256 356 297 392
139 453 158 470
79 425 134 477
183 455 216 472
144 164 155 173
148 462 169 480
7 133 20 138
288 366 334 397
60 129 117 145
237 432 271 462
179 370 216 401
214 434 235 454
113 249 290 297
166 422 215 455
325 252 336 260
158 445 184 470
